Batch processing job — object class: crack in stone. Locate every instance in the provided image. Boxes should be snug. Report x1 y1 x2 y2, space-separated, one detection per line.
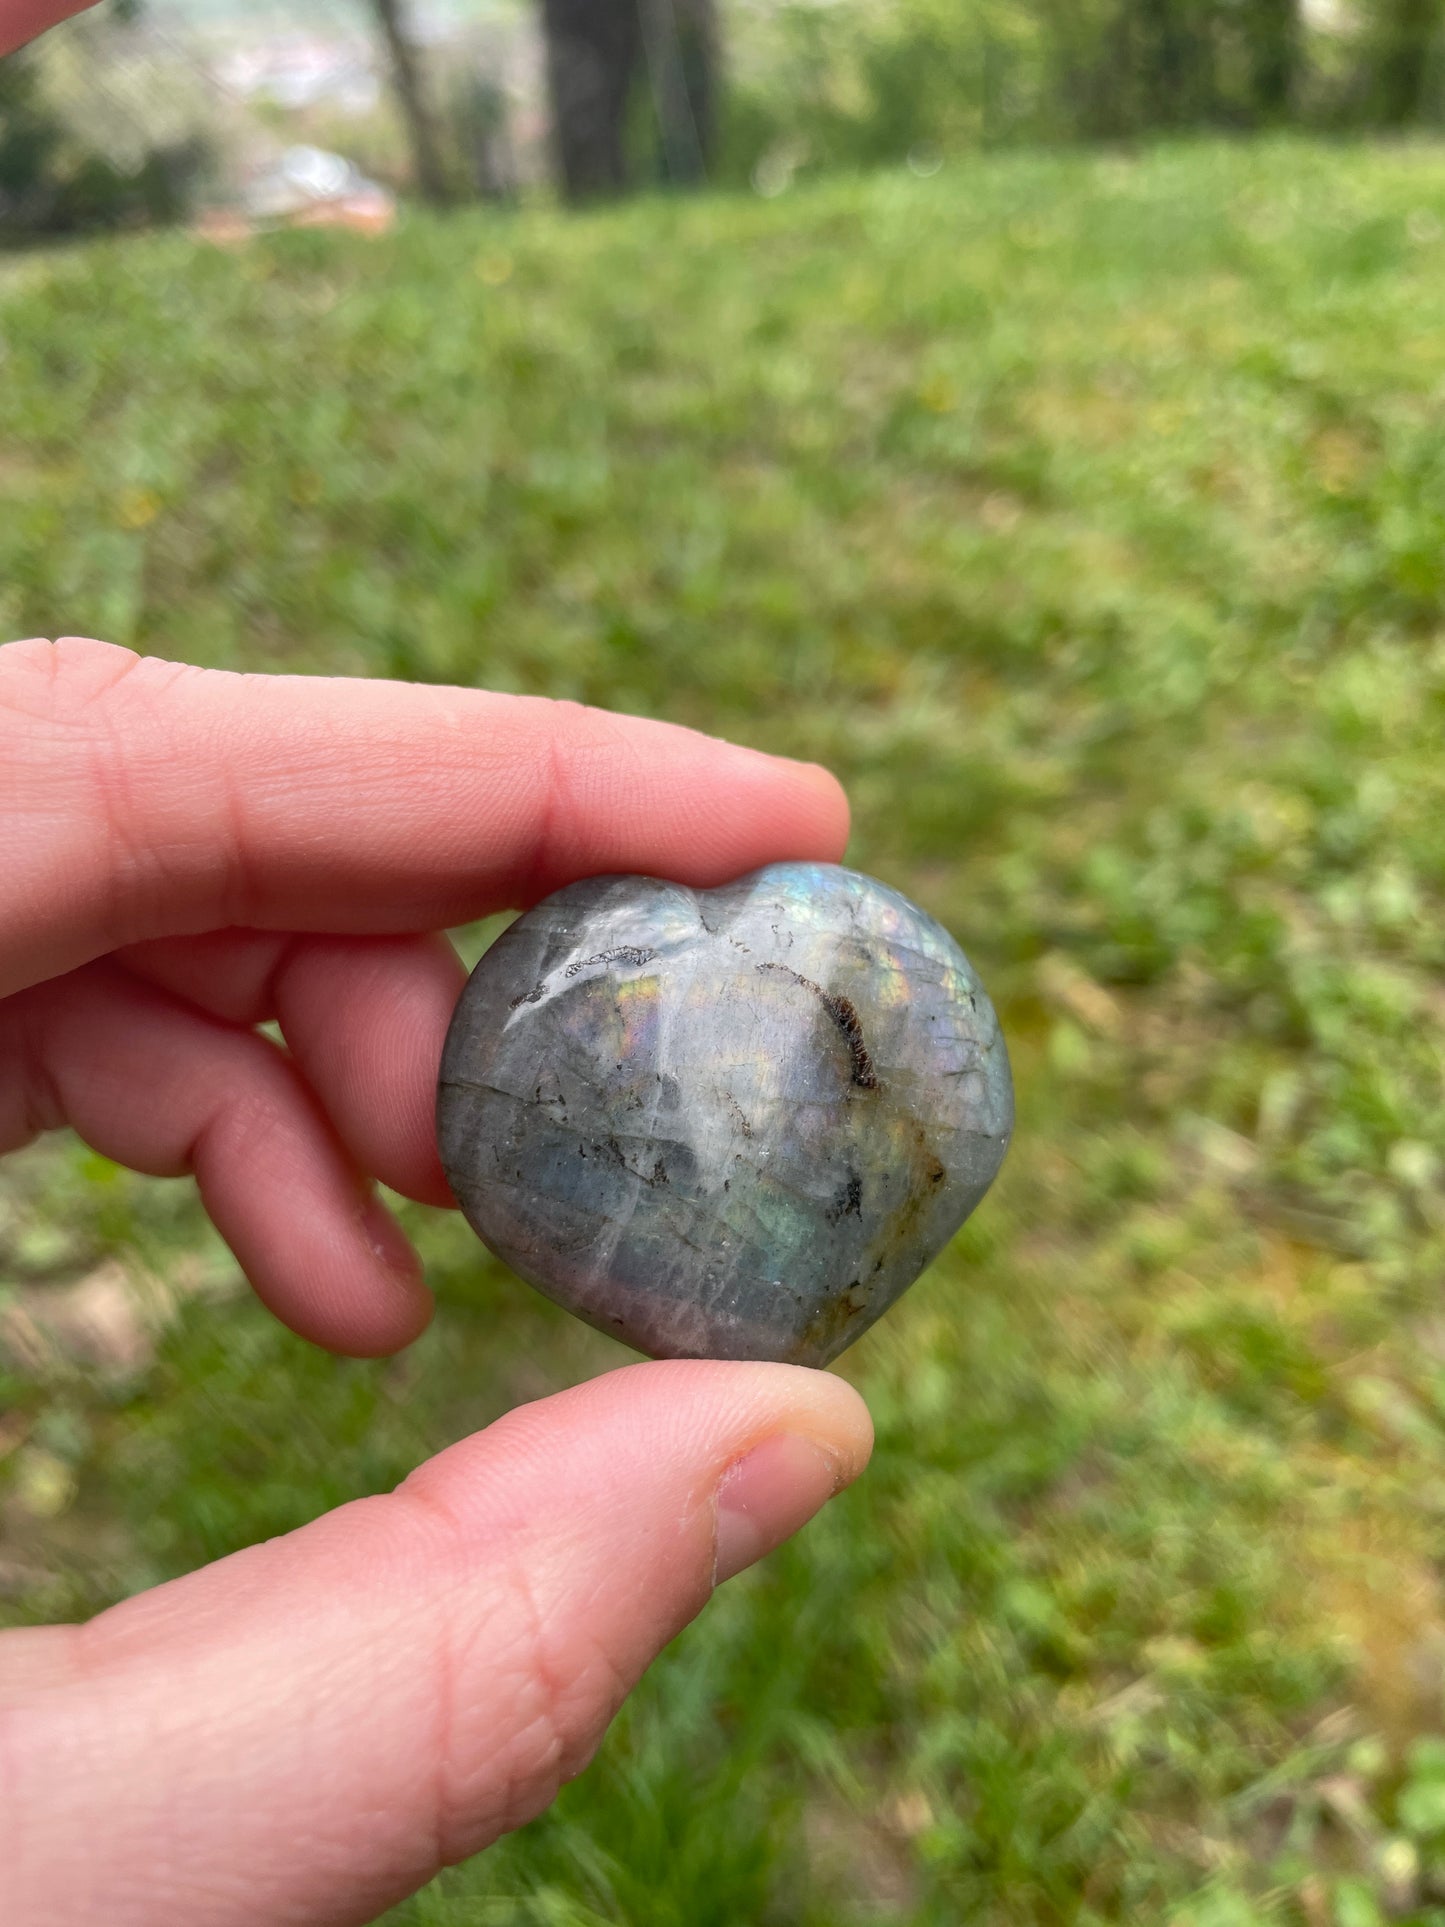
508 946 657 1009
564 946 657 978
754 962 881 1090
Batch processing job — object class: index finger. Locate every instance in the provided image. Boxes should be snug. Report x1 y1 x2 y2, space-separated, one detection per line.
1 638 849 997
0 0 91 58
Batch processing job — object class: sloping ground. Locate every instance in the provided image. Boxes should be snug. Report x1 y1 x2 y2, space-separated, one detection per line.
3 141 1445 1924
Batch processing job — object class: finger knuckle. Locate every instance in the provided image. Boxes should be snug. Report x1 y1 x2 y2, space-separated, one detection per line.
423 1535 631 1865
0 636 142 726
1 640 225 942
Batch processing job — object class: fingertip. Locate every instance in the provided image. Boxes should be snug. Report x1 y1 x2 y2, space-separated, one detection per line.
193 1088 435 1361
344 1197 434 1357
706 741 850 871
327 1290 433 1360
470 1356 874 1517
780 757 852 864
701 1357 873 1483
789 1364 874 1485
713 1432 843 1584
228 1210 433 1361
275 933 465 1209
693 1363 870 1582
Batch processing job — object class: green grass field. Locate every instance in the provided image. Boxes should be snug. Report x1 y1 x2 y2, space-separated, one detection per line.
3 139 1445 1924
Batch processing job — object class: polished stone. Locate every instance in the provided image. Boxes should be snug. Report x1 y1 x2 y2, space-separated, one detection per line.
436 862 1013 1365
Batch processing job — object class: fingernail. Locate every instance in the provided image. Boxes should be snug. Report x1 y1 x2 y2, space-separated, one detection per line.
713 1434 843 1585
361 1195 422 1282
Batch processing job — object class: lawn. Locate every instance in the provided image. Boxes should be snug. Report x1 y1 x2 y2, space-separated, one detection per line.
3 139 1445 1925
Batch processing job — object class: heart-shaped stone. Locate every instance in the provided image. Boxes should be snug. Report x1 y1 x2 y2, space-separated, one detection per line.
436 862 1012 1365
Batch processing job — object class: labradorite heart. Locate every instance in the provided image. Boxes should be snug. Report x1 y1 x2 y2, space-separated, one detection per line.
436 862 1012 1366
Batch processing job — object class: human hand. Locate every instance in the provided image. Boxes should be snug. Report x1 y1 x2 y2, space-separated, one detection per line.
2 0 90 55
1 637 873 1925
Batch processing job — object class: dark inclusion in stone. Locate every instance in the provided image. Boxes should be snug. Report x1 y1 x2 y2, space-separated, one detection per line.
437 862 1013 1366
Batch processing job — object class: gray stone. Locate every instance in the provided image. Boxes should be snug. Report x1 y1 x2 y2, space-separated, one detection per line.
436 862 1012 1365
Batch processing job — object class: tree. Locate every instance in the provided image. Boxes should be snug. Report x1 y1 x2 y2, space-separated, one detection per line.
538 0 718 202
1248 0 1302 119
539 0 640 199
1132 0 1213 126
640 0 717 187
0 53 64 232
1367 0 1444 123
1 46 207 244
369 0 451 205
1081 0 1300 134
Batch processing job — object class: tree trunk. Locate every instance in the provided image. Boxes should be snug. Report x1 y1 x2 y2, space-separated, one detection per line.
370 0 451 206
539 0 642 201
1250 0 1301 119
638 0 717 186
1136 0 1196 126
539 0 718 201
1373 0 1442 123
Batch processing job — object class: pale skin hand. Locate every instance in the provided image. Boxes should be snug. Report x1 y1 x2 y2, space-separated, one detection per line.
0 638 874 1926
0 20 871 1913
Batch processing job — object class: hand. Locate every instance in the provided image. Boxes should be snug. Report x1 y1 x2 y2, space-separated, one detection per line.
2 0 91 55
0 638 873 1926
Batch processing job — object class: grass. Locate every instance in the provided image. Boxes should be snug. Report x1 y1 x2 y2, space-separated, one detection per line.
3 137 1445 1923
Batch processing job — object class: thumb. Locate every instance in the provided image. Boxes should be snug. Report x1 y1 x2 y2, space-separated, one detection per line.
1 1360 872 1927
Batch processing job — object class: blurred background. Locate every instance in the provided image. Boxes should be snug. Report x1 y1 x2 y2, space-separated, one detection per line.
3 3 1445 1923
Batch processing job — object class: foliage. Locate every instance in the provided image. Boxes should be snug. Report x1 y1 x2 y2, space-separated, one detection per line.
0 48 208 243
2 141 1445 1921
1353 0 1445 126
719 0 1445 189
